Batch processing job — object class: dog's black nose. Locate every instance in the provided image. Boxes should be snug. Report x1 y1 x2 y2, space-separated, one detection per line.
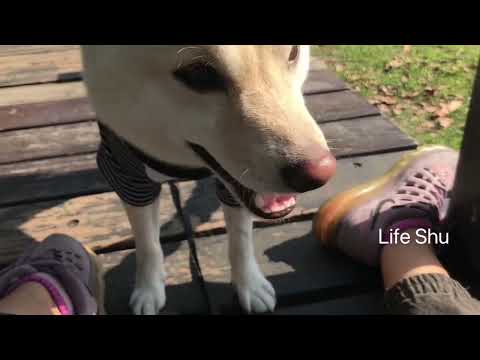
281 151 336 193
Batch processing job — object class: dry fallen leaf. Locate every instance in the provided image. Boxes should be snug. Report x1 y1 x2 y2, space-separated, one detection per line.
375 95 397 105
435 100 464 118
385 57 404 71
446 99 463 113
379 85 394 96
417 121 437 133
401 76 409 83
419 121 436 132
403 45 412 54
437 117 453 129
420 102 437 113
403 91 421 99
335 64 345 72
393 105 403 115
424 87 437 97
413 107 426 116
378 104 391 114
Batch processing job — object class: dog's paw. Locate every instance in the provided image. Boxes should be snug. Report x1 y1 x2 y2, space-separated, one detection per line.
232 264 276 314
130 282 166 315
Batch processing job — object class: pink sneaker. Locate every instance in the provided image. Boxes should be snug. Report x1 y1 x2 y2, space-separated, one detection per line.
0 234 104 315
314 146 459 266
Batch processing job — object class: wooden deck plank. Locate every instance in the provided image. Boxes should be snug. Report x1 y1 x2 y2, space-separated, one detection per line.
99 243 210 314
0 47 82 87
0 81 86 107
0 45 342 94
0 45 78 57
324 116 415 158
273 292 385 315
306 91 379 123
0 94 414 207
303 69 348 95
0 121 99 165
0 98 94 132
0 72 351 133
0 154 108 207
99 242 384 315
175 151 413 236
195 221 382 314
0 186 185 266
0 151 412 267
0 114 414 168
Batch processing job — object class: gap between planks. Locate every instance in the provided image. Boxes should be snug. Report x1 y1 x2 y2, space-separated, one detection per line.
0 151 413 265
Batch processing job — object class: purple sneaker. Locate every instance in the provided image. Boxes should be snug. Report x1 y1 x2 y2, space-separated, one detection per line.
0 234 104 315
314 146 459 266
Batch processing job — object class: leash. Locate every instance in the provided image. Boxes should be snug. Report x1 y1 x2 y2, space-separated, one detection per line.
168 181 214 315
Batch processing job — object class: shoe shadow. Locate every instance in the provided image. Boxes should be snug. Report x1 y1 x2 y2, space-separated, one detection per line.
202 225 383 315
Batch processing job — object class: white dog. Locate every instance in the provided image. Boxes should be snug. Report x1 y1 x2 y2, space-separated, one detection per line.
81 45 336 315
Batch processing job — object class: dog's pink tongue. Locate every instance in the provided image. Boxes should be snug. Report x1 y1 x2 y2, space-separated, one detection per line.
255 193 297 213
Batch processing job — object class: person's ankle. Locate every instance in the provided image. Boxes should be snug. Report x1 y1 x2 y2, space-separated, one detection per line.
0 282 60 315
381 228 449 290
0 273 74 315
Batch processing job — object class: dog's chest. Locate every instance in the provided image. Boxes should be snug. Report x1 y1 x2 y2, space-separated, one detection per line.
96 122 240 209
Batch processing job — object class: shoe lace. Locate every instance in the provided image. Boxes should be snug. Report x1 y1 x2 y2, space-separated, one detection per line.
370 167 449 230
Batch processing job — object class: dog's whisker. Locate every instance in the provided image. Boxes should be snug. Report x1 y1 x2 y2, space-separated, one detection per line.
191 55 207 62
176 46 204 69
177 46 201 55
240 168 250 180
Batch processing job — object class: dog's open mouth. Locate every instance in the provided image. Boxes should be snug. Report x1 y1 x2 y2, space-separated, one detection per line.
188 142 297 220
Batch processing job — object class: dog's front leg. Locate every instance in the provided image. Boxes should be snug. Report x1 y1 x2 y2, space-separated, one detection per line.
223 204 276 313
124 196 166 315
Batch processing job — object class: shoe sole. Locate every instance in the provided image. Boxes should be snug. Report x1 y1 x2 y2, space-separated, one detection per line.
83 245 106 315
314 145 452 248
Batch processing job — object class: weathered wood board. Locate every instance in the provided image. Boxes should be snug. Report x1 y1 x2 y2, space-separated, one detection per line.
99 241 210 314
0 113 413 172
0 151 411 266
0 121 99 165
0 47 421 315
0 185 185 265
0 98 94 132
273 291 385 315
0 81 86 107
0 45 341 94
0 46 82 87
0 73 354 132
195 221 381 314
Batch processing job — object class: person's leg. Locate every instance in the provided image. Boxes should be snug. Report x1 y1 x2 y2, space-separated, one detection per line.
314 145 480 314
0 281 65 315
0 234 103 315
380 229 480 315
381 229 448 290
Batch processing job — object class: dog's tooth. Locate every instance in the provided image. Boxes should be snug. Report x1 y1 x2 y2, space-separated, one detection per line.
255 195 265 209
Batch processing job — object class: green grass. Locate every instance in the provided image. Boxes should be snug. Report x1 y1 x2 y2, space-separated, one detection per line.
313 45 480 150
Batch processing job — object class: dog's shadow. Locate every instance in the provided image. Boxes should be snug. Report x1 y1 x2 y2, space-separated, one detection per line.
104 178 222 314
104 180 384 314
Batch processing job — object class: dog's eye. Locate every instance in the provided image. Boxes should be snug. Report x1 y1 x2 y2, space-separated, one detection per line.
173 62 226 93
288 45 300 64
